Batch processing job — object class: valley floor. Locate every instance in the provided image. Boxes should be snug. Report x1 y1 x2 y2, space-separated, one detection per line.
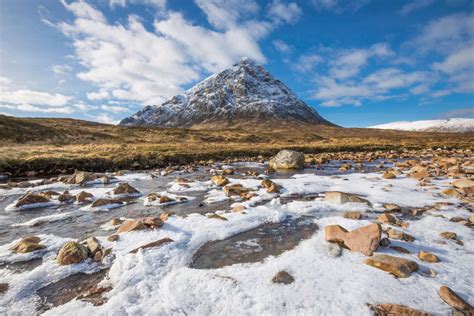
0 149 472 315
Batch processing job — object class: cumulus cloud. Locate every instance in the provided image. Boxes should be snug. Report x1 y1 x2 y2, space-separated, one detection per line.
95 113 119 124
311 0 370 13
268 0 302 24
398 0 434 15
0 89 72 107
109 0 167 9
53 0 289 107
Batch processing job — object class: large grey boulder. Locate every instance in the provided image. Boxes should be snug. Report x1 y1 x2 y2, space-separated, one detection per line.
269 150 305 169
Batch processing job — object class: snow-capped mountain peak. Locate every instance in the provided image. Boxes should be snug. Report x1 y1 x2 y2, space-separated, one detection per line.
120 58 332 128
369 118 474 133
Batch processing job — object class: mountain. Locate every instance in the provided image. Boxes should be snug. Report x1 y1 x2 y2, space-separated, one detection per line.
120 58 333 128
369 118 474 133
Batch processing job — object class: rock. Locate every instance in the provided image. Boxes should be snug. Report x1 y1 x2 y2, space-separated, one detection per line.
232 204 246 212
380 238 391 247
370 303 432 316
261 179 282 193
383 171 396 179
117 220 145 234
129 238 173 254
438 286 473 312
383 203 401 212
85 237 102 255
76 191 94 204
207 214 228 221
324 191 369 205
469 214 474 223
364 254 419 278
268 150 305 169
65 171 96 185
272 271 294 284
439 231 457 240
109 183 140 197
223 184 249 196
418 251 440 263
58 191 74 203
160 212 171 221
38 191 60 199
10 236 46 253
377 213 397 224
390 246 410 254
325 223 381 256
141 217 164 228
386 228 415 242
107 234 119 242
109 218 123 226
91 198 124 208
327 243 342 257
0 283 8 295
57 241 89 265
211 175 229 186
159 195 174 204
441 188 463 199
14 193 51 209
410 166 429 179
343 211 363 220
452 179 474 195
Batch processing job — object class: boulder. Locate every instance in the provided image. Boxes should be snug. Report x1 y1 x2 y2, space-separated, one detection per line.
272 271 294 284
91 198 124 208
57 241 89 265
109 183 140 197
268 150 305 169
439 231 457 240
14 193 51 209
211 175 229 186
64 171 96 185
343 211 363 220
223 184 249 196
438 286 473 312
418 251 440 263
370 303 432 316
452 179 474 195
10 236 46 253
325 223 381 256
364 254 419 278
117 220 146 234
76 191 94 204
324 191 369 205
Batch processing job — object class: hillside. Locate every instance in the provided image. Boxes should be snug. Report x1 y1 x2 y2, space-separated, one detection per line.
0 115 473 177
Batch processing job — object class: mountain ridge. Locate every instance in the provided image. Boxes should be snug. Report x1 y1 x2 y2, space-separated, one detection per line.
370 118 474 133
120 58 333 128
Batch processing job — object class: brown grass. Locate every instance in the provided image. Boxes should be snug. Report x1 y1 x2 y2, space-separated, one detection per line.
0 115 472 176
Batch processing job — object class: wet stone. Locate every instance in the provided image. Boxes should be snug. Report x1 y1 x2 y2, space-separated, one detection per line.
37 269 108 312
272 271 294 284
190 216 317 269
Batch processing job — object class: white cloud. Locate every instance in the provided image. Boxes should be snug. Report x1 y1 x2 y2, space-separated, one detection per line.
109 0 167 9
95 113 119 124
0 103 75 114
329 43 394 79
100 104 130 113
398 0 434 15
52 64 73 75
432 46 474 74
0 89 72 107
311 0 370 13
268 0 302 24
273 39 292 53
55 0 282 107
294 54 323 73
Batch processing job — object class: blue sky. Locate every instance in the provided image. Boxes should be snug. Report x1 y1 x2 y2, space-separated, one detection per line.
0 0 473 127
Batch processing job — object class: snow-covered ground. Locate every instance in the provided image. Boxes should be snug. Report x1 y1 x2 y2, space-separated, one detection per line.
369 118 474 133
0 166 472 315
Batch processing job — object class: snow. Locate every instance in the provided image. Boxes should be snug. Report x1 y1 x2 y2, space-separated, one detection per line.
1 168 472 315
369 118 474 133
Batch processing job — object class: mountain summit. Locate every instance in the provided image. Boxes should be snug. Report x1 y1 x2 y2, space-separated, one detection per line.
120 58 332 128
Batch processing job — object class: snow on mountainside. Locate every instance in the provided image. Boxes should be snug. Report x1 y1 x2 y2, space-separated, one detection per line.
120 58 332 128
369 118 474 133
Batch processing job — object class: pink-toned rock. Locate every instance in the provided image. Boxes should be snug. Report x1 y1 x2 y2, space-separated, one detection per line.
325 223 381 256
117 220 145 234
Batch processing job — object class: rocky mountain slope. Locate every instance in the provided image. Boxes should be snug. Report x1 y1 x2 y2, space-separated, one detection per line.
370 118 474 133
120 58 332 128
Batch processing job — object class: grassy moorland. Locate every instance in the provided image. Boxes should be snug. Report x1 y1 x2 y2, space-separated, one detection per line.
0 115 473 176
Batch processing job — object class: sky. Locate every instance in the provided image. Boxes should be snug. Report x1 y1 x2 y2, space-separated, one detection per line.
0 0 473 127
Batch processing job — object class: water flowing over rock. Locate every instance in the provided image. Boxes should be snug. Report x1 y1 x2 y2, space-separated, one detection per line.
120 58 332 128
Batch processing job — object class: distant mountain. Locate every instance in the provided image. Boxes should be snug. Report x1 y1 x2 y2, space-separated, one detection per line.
369 118 474 133
120 58 333 128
